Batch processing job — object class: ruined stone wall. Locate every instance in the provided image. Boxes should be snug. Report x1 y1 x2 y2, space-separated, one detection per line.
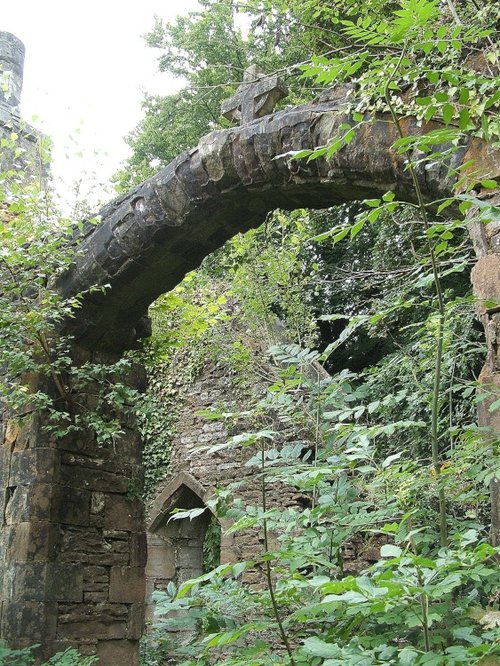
0 31 44 186
469 192 500 546
145 356 383 612
0 27 497 666
146 362 281 605
0 347 147 664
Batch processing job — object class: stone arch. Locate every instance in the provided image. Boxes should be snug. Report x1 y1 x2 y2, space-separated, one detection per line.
145 473 220 624
0 46 498 663
148 471 213 532
56 90 496 351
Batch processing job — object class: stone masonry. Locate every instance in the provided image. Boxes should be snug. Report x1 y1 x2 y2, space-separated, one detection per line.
0 347 147 663
0 32 44 184
0 31 499 666
145 349 393 621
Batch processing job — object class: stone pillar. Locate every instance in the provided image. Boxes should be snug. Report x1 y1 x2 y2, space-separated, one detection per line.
0 31 45 188
0 347 147 664
469 191 500 546
0 31 25 118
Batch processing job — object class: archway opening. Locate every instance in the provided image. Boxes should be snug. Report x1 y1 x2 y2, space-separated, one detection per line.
146 480 219 626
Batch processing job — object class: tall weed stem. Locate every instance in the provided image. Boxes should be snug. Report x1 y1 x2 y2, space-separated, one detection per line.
261 443 296 666
384 46 448 547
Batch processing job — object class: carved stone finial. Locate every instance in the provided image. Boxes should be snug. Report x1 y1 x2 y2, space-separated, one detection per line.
221 64 288 125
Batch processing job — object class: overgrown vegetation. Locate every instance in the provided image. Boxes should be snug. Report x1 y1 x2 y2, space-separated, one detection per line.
134 0 499 664
0 133 142 445
1 0 499 663
0 643 97 666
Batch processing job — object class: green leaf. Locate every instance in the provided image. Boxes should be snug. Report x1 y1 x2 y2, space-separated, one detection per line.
232 561 248 577
382 451 404 468
303 637 340 658
351 219 365 238
326 137 345 158
380 544 402 557
442 104 454 125
437 198 454 213
459 108 470 130
399 647 419 665
459 88 470 104
485 90 500 110
333 227 351 244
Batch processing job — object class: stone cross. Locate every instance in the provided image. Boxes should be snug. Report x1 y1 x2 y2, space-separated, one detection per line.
221 64 288 125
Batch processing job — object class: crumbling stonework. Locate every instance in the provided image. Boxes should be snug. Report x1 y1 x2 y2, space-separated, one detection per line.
0 346 147 662
56 88 496 351
0 31 44 184
145 356 386 622
468 193 500 546
146 360 308 592
0 30 498 666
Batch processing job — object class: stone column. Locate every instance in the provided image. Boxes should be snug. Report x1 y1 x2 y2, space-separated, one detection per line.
469 191 500 546
0 346 147 664
0 31 25 117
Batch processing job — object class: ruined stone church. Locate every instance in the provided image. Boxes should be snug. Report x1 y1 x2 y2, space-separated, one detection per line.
1 30 499 666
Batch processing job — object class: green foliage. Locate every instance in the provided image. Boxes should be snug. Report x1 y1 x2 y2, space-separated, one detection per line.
203 514 222 573
0 643 97 666
114 0 316 189
144 337 498 664
0 133 141 447
139 0 499 663
139 207 328 500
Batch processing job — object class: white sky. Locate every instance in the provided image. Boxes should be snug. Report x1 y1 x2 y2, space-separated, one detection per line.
2 0 201 210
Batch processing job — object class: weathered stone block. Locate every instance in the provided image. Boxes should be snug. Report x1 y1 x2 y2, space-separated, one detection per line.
0 447 11 486
57 619 128 640
9 449 59 486
60 464 129 493
5 521 59 562
59 526 130 566
84 591 108 603
58 602 128 623
61 451 137 475
96 639 139 666
77 642 98 656
59 487 91 526
103 493 143 531
146 536 175 580
1 600 57 641
91 491 105 515
127 603 145 639
57 602 129 640
471 254 500 315
109 567 145 603
48 564 84 602
83 565 109 586
4 483 56 525
2 563 83 602
130 531 147 568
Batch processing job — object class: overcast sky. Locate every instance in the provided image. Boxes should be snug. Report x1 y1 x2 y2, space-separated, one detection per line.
2 0 201 208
